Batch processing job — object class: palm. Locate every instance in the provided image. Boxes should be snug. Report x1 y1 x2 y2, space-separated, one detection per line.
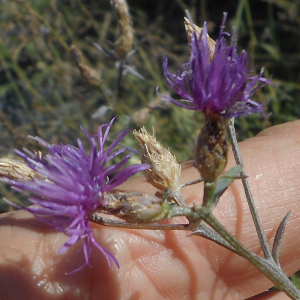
1 121 300 300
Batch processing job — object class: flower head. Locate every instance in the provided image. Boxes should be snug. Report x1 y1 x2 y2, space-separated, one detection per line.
162 13 271 118
133 127 181 192
3 118 149 271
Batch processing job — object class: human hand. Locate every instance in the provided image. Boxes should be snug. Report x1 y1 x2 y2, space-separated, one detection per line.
0 121 300 300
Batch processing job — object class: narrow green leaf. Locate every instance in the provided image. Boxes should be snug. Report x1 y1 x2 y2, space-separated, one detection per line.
213 165 243 207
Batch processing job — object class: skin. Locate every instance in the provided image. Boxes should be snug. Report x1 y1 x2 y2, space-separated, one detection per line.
1 120 300 300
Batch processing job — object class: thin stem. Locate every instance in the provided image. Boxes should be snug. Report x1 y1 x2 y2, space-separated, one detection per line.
116 60 124 92
180 177 203 188
190 222 242 256
91 213 244 257
203 181 216 210
227 118 273 260
91 213 189 230
202 210 300 300
171 190 189 207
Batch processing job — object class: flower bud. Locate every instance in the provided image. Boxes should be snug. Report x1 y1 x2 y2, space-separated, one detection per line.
195 112 228 182
133 127 181 192
102 191 170 223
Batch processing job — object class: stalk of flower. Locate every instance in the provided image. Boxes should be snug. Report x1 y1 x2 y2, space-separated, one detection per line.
156 12 300 299
161 12 271 203
1 118 149 272
178 14 276 249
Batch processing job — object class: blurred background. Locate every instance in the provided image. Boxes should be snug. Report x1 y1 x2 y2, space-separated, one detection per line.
0 0 300 288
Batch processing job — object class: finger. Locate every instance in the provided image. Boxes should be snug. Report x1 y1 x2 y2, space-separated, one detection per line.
121 120 300 298
0 121 300 300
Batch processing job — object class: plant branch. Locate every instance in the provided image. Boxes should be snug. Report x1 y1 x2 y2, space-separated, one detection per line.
91 212 242 255
227 118 273 260
201 209 300 300
91 213 189 230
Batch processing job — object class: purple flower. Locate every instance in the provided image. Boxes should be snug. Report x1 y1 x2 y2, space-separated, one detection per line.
3 118 149 272
162 13 271 117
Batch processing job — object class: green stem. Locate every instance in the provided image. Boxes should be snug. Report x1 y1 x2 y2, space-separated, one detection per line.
227 118 272 260
203 182 217 210
91 213 189 230
201 209 300 300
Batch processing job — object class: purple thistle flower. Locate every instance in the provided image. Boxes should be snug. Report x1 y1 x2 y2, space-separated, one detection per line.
3 118 149 272
161 13 272 118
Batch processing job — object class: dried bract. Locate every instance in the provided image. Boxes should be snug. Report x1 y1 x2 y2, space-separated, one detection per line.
184 17 216 62
0 158 42 181
163 13 272 118
133 127 181 192
112 0 134 59
102 191 171 223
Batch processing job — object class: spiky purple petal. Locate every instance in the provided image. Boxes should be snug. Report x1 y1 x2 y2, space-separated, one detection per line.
162 13 272 117
3 119 149 271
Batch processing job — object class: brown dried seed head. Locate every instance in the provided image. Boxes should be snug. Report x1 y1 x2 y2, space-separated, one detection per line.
0 158 41 181
133 127 181 191
184 17 216 62
195 112 228 182
112 0 134 59
70 45 101 86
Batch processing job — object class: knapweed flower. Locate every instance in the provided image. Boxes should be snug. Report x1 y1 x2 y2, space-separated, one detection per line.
3 118 149 271
162 13 271 117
